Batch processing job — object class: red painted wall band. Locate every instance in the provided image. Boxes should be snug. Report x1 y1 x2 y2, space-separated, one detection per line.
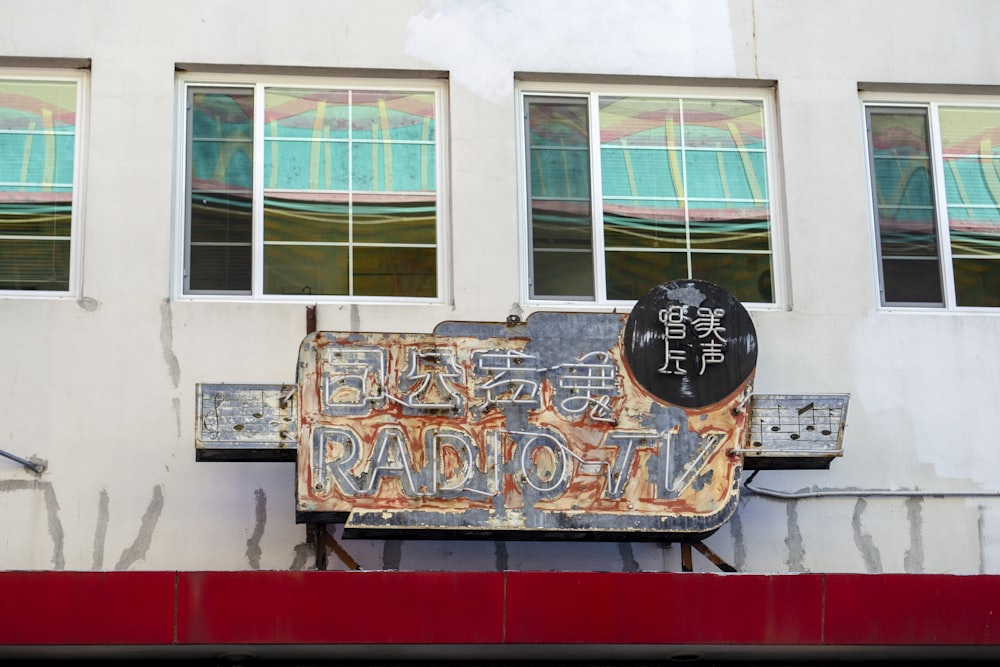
1 571 998 647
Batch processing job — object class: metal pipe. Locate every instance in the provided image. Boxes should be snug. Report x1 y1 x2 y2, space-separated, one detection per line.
0 449 45 474
743 470 1000 500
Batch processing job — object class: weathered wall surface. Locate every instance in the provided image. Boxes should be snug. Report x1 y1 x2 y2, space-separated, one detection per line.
1 0 998 573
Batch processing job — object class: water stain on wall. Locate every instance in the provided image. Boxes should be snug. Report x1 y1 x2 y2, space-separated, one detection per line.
92 489 110 569
246 488 266 569
852 498 883 573
0 479 64 569
115 485 164 570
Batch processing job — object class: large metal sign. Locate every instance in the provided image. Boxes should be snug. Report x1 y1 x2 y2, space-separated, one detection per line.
196 279 849 541
294 279 749 540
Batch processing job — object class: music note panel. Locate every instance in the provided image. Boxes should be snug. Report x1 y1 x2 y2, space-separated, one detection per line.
740 394 850 469
195 384 298 461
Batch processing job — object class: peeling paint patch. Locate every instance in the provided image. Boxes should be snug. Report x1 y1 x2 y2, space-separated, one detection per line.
77 296 100 312
382 540 402 570
115 485 164 570
904 497 924 574
0 479 64 569
494 541 508 571
92 489 110 570
852 498 883 573
405 0 736 104
692 469 714 492
160 299 180 388
784 500 806 572
618 542 640 572
246 488 266 569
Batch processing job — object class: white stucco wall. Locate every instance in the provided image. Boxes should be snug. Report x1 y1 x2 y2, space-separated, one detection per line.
1 0 998 573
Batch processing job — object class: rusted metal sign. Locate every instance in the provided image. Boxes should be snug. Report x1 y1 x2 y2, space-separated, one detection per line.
293 280 753 540
195 279 849 541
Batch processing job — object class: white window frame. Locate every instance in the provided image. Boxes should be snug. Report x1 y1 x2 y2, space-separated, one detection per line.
0 68 87 298
172 72 449 304
515 81 786 310
863 92 1000 312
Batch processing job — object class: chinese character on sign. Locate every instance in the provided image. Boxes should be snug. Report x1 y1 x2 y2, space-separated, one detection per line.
656 305 728 377
657 305 689 375
551 351 619 423
396 348 466 412
322 348 387 416
471 349 542 417
692 307 727 375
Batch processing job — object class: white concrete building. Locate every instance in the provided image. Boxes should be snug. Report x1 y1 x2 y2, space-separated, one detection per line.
3 0 1000 581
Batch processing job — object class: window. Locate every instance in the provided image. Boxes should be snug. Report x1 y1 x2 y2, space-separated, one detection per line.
179 75 445 300
0 73 83 294
519 85 780 306
866 98 1000 309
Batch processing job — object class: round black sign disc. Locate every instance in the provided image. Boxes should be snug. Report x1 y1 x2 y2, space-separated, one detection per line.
623 279 757 409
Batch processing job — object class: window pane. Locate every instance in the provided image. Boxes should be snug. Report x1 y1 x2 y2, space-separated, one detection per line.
527 98 593 299
603 199 686 249
1 79 77 292
599 97 680 149
954 258 1000 307
876 206 938 257
0 80 77 131
600 147 681 198
942 156 1000 210
0 192 71 237
351 141 435 192
686 149 768 201
0 238 70 291
939 107 1000 156
682 99 765 150
533 249 595 299
605 250 688 301
0 132 75 187
690 252 773 304
353 246 436 297
264 195 348 243
881 258 943 304
189 244 251 292
352 194 436 245
531 199 592 241
265 88 350 138
264 244 348 296
191 92 253 187
189 89 253 293
950 211 1000 258
351 91 436 142
191 192 252 243
867 109 943 305
265 139 349 191
689 204 770 251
